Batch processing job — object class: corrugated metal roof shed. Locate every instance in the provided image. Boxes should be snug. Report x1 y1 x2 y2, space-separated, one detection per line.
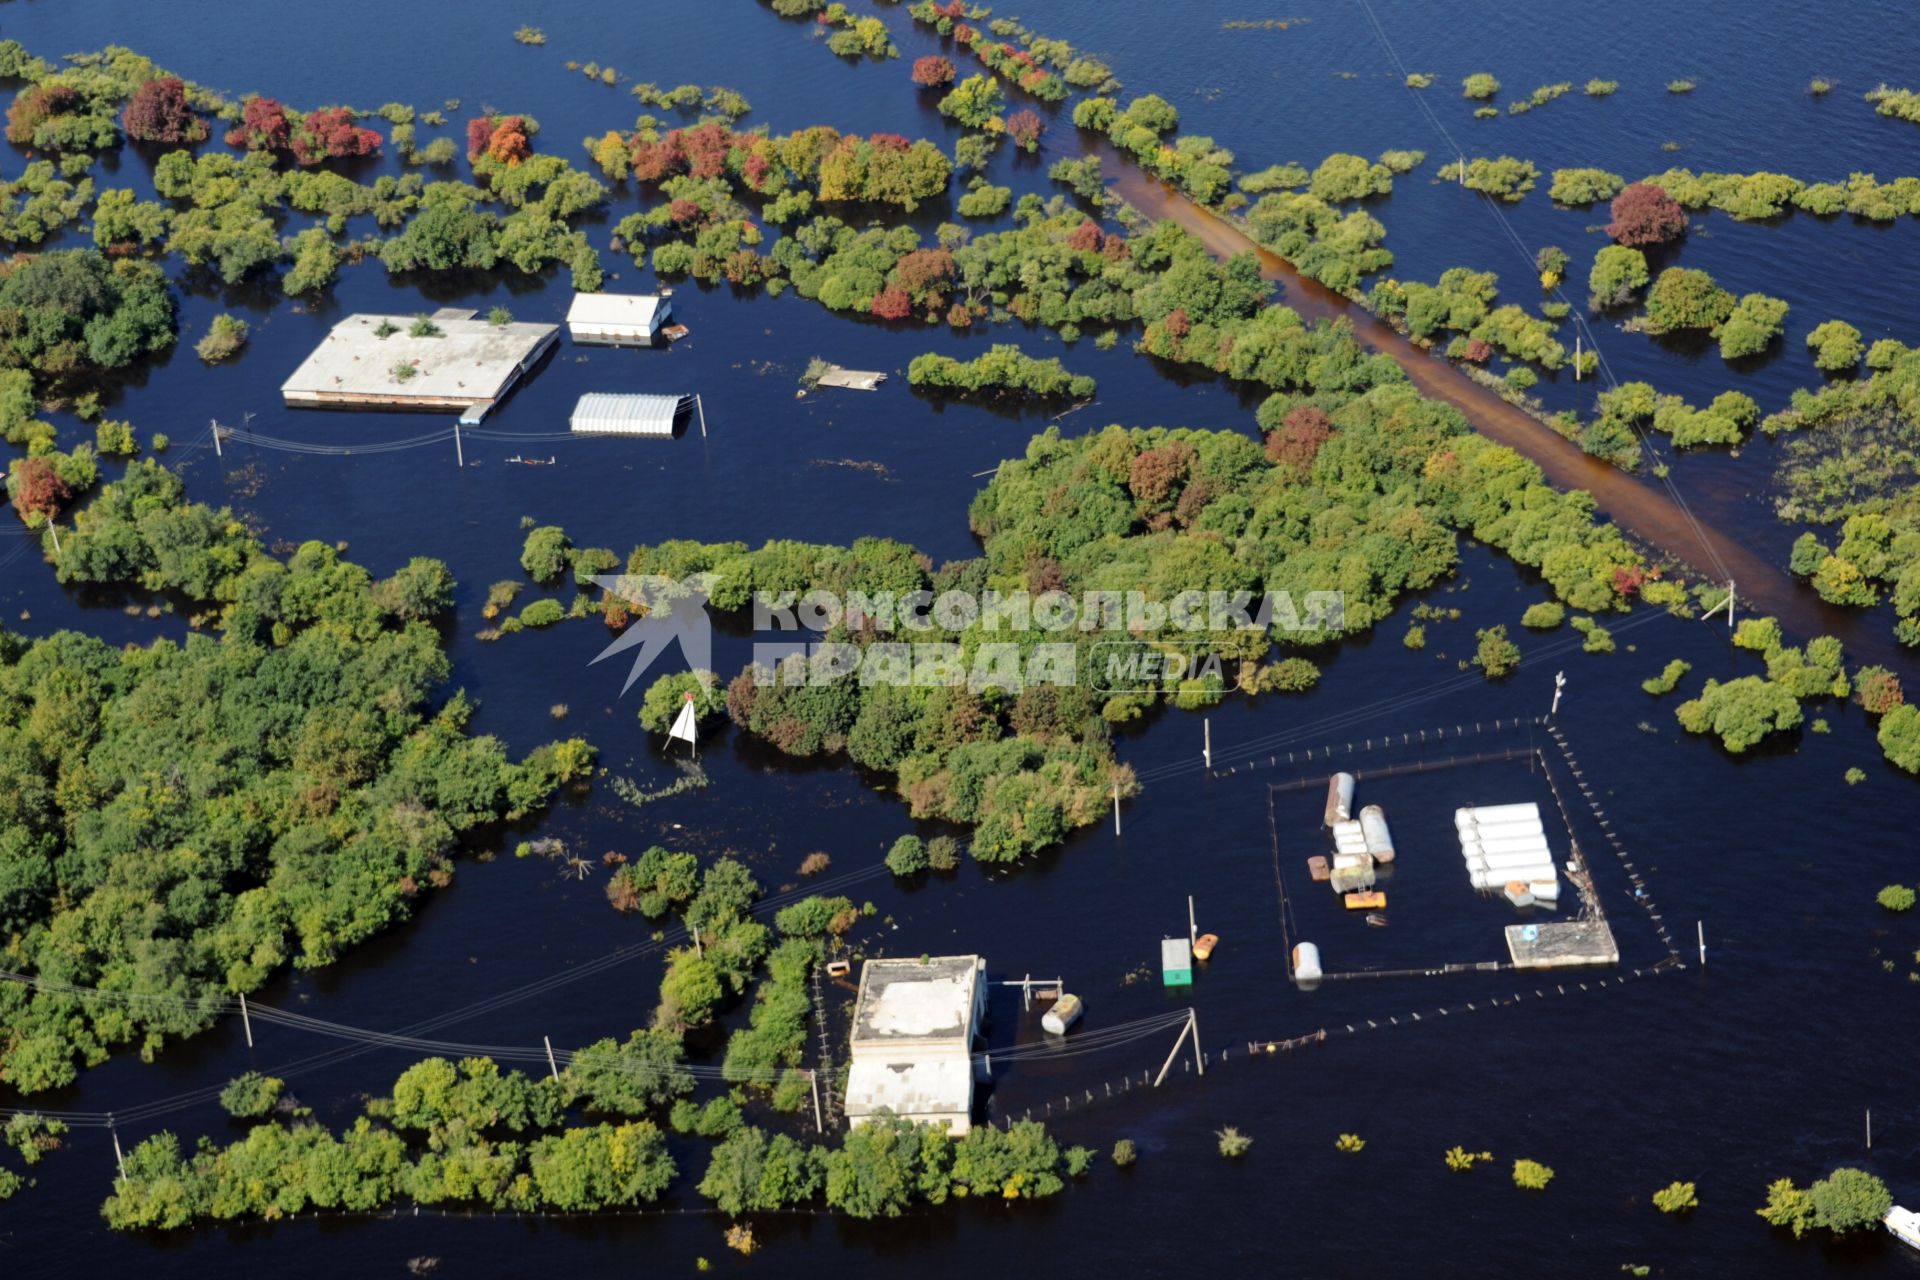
569 392 686 437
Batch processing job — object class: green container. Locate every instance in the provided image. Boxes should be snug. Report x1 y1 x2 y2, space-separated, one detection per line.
1161 938 1193 986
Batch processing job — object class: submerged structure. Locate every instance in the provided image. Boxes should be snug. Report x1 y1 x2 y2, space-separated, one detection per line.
280 313 559 419
566 291 672 344
568 392 706 438
844 955 986 1135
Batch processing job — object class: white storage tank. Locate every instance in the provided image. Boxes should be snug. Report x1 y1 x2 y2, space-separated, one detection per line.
1325 774 1356 826
1292 941 1323 984
1457 803 1541 825
1529 879 1561 903
1359 805 1395 863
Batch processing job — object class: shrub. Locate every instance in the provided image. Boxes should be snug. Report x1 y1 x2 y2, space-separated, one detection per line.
218 1071 284 1117
1585 79 1619 96
1112 1138 1137 1166
194 314 249 364
1521 602 1564 629
1653 1181 1698 1213
1760 1168 1891 1238
1879 884 1917 911
1642 659 1691 696
1216 1127 1253 1158
1587 245 1649 308
1717 293 1789 360
1513 1159 1554 1190
1336 1134 1365 1153
925 835 961 871
1643 267 1734 334
1474 625 1521 678
519 598 566 628
1607 183 1689 246
1806 319 1862 372
1462 73 1501 100
911 55 956 88
1549 168 1624 205
1445 1147 1493 1171
885 835 929 876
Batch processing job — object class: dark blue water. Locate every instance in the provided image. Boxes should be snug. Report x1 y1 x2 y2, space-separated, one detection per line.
2 3 1918 1276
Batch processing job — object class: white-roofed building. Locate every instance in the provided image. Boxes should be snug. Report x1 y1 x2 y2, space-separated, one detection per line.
568 392 704 438
844 955 986 1135
566 292 672 344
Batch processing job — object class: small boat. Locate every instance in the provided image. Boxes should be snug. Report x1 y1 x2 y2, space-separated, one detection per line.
1888 1205 1920 1251
1041 992 1083 1035
1193 933 1219 961
661 323 689 342
1364 912 1389 928
1343 890 1386 911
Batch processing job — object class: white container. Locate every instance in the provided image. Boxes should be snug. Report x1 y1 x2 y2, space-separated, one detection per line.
1528 879 1561 903
1456 803 1541 825
1333 853 1368 870
1292 941 1322 983
1359 805 1395 862
1325 774 1356 826
1470 864 1556 890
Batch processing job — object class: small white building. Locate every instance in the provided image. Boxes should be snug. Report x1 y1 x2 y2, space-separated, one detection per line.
844 955 986 1135
566 291 672 344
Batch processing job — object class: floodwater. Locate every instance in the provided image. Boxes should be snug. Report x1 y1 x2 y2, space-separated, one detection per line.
1 3 1917 1277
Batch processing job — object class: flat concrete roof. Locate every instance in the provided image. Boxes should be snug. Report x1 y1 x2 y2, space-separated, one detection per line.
1505 919 1619 970
851 955 981 1046
567 292 665 328
281 315 558 409
844 1055 973 1126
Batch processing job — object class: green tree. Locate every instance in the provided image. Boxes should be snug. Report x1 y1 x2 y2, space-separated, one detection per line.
520 525 571 582
1474 625 1521 678
1588 245 1649 308
1806 319 1863 372
218 1071 284 1117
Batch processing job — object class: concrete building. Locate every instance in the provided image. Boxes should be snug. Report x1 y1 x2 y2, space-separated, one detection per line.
280 314 559 419
566 292 671 344
844 955 986 1135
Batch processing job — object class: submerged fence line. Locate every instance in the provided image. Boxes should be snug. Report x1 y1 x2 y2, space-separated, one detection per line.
1208 716 1548 781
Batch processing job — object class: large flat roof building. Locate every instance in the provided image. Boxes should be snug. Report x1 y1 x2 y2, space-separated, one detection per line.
844 955 986 1135
280 314 559 417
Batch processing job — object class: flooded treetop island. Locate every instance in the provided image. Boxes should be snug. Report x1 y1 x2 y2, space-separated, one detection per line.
0 1 1917 1275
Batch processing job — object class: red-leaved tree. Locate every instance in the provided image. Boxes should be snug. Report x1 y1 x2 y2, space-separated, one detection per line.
122 77 209 144
1264 405 1333 471
486 115 532 166
911 56 956 87
6 84 78 146
869 288 914 320
1006 109 1044 152
466 116 496 162
225 96 292 151
288 107 381 166
1066 220 1104 253
1606 183 1689 247
9 457 71 525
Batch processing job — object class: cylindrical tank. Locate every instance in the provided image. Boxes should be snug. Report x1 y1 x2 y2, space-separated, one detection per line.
1041 993 1083 1035
1466 833 1551 857
1473 846 1554 869
1457 814 1547 838
1292 941 1323 984
1359 805 1394 862
1324 773 1356 826
1457 803 1540 824
1456 820 1547 846
1470 864 1555 889
1528 880 1561 903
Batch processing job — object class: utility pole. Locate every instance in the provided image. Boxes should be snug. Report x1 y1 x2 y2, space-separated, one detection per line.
109 1116 125 1180
1153 1014 1193 1088
1725 580 1735 631
1867 1109 1873 1149
1550 670 1566 718
543 1035 560 1083
1574 330 1582 381
48 524 61 556
1190 1008 1203 1078
1697 920 1706 966
454 422 465 468
1112 780 1121 836
696 393 708 439
810 1070 824 1134
1187 896 1197 951
1203 717 1212 770
211 419 223 458
238 992 254 1049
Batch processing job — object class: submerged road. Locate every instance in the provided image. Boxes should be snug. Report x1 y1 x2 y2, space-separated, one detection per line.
1095 144 1892 658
